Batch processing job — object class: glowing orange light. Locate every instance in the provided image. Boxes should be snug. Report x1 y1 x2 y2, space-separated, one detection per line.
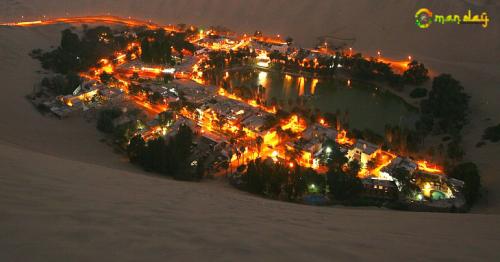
319 118 329 127
217 88 276 113
281 115 306 133
417 160 443 174
336 130 354 146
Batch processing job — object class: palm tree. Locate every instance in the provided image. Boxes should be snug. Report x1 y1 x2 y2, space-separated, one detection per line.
239 146 246 164
256 136 263 157
235 149 241 166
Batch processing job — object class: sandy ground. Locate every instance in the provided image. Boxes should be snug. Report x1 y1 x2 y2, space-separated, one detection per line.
1 1 500 260
2 141 500 261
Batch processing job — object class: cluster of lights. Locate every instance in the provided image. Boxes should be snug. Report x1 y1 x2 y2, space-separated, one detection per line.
29 14 440 181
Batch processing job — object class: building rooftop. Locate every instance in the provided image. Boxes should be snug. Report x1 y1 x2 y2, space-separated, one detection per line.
354 139 379 155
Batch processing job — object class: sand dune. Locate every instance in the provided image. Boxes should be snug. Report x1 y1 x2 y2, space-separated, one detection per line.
2 140 500 261
0 1 500 260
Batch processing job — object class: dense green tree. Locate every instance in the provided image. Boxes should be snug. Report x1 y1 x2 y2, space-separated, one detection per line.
343 55 400 83
127 134 146 164
171 124 194 180
350 56 374 80
100 72 112 84
325 143 362 200
245 159 266 194
60 29 80 54
113 121 137 147
34 26 127 75
403 60 429 85
326 167 363 201
284 166 307 201
78 26 117 70
43 76 60 93
242 158 320 200
158 111 174 126
140 37 152 62
96 108 122 133
207 51 226 68
406 129 422 153
138 29 193 65
391 167 413 198
347 160 361 177
143 137 166 172
256 136 264 157
447 137 464 161
40 73 82 95
131 72 139 80
66 72 82 90
482 124 500 142
193 156 207 181
163 73 174 83
148 91 163 104
449 162 480 205
420 74 470 135
326 142 348 171
303 169 326 194
415 114 434 137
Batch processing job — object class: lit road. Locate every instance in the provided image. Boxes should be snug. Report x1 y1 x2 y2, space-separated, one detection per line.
0 15 179 32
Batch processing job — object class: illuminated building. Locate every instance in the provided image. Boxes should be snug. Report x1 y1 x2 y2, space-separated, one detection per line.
256 51 271 68
347 139 379 168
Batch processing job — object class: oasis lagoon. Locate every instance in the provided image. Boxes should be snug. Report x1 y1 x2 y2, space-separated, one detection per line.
206 68 418 134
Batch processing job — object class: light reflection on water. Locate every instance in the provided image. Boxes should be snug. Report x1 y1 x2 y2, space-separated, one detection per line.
258 71 267 86
210 69 417 133
311 78 318 95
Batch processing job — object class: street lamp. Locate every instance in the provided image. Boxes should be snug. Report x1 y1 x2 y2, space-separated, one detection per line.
325 147 332 154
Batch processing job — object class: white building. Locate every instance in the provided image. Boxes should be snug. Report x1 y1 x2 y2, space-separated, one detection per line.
347 139 379 168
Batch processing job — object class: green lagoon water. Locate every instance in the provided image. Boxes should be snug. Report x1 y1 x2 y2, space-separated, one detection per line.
208 69 418 134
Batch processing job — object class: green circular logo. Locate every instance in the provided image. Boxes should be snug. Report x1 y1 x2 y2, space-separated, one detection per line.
415 8 433 29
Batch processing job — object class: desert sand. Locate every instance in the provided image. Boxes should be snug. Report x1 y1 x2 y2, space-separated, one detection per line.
1 0 500 261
